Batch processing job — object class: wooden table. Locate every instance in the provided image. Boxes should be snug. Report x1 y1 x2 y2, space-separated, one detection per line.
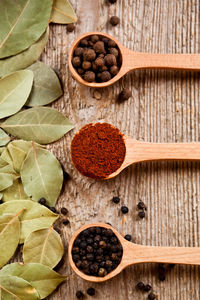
43 1 200 299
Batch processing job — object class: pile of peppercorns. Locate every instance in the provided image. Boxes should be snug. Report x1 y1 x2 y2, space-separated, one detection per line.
72 226 123 277
72 35 121 83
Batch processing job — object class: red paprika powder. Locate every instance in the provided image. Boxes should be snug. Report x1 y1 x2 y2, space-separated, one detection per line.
71 123 126 179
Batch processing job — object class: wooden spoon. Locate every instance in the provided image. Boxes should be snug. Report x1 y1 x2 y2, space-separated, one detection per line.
68 32 200 88
107 135 200 179
68 223 200 283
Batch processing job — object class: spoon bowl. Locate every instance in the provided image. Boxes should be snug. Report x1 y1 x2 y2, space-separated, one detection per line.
69 32 200 88
68 223 200 282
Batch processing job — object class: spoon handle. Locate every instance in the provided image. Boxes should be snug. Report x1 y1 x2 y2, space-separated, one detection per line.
126 243 200 265
126 138 200 163
125 49 200 71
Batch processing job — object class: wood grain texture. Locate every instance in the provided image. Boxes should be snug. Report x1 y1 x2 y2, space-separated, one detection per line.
40 0 200 299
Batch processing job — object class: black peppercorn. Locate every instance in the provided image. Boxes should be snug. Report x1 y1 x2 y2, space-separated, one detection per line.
62 219 70 225
87 245 93 253
108 40 117 47
112 196 120 204
98 268 107 276
136 281 145 291
95 57 104 69
138 211 145 219
91 35 99 43
66 23 75 32
148 292 156 300
50 207 57 213
76 290 84 299
77 68 84 75
87 287 95 296
101 71 111 82
99 240 107 249
137 201 146 210
108 0 117 3
118 89 132 101
124 234 132 241
72 247 79 254
94 41 105 54
38 198 46 205
158 272 166 281
109 47 119 57
60 207 68 215
84 71 95 82
86 253 94 261
75 47 84 56
144 284 152 292
82 61 92 70
121 205 129 214
110 65 119 76
110 16 120 26
83 49 96 61
72 56 81 67
80 39 88 47
104 54 117 66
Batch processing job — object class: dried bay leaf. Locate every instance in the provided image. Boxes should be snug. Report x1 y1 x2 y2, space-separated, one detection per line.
0 212 21 268
1 107 74 144
23 227 64 268
21 145 63 206
51 0 77 24
0 29 49 78
0 0 52 58
0 275 40 300
7 140 43 173
0 200 59 243
2 179 28 202
1 148 13 166
0 129 10 147
1 263 66 299
26 61 63 106
0 70 34 119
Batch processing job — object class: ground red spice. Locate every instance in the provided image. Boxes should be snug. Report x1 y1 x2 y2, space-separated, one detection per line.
71 123 126 179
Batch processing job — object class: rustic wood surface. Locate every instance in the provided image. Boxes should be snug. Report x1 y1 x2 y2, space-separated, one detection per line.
41 0 200 299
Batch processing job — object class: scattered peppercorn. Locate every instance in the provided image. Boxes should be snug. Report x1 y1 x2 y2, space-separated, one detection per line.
112 196 120 204
72 226 123 277
138 211 145 219
136 282 145 291
50 207 57 213
137 201 147 210
63 219 70 225
118 89 132 102
66 23 75 32
38 198 46 205
121 205 129 214
76 290 84 299
110 16 120 26
72 35 121 82
148 292 156 300
87 287 95 296
61 207 68 215
124 234 132 241
144 284 152 292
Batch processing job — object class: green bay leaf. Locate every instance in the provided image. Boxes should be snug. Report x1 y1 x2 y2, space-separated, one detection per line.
0 200 59 243
21 145 63 206
0 0 52 58
0 213 21 268
23 227 64 269
0 129 10 147
0 275 40 300
1 107 74 144
0 29 49 78
51 0 77 24
2 178 28 202
26 61 63 106
0 70 34 119
0 263 66 299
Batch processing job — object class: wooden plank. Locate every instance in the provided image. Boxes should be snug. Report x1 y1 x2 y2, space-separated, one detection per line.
40 0 200 299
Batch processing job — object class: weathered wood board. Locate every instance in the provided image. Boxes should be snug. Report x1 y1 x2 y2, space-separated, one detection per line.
41 0 200 299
